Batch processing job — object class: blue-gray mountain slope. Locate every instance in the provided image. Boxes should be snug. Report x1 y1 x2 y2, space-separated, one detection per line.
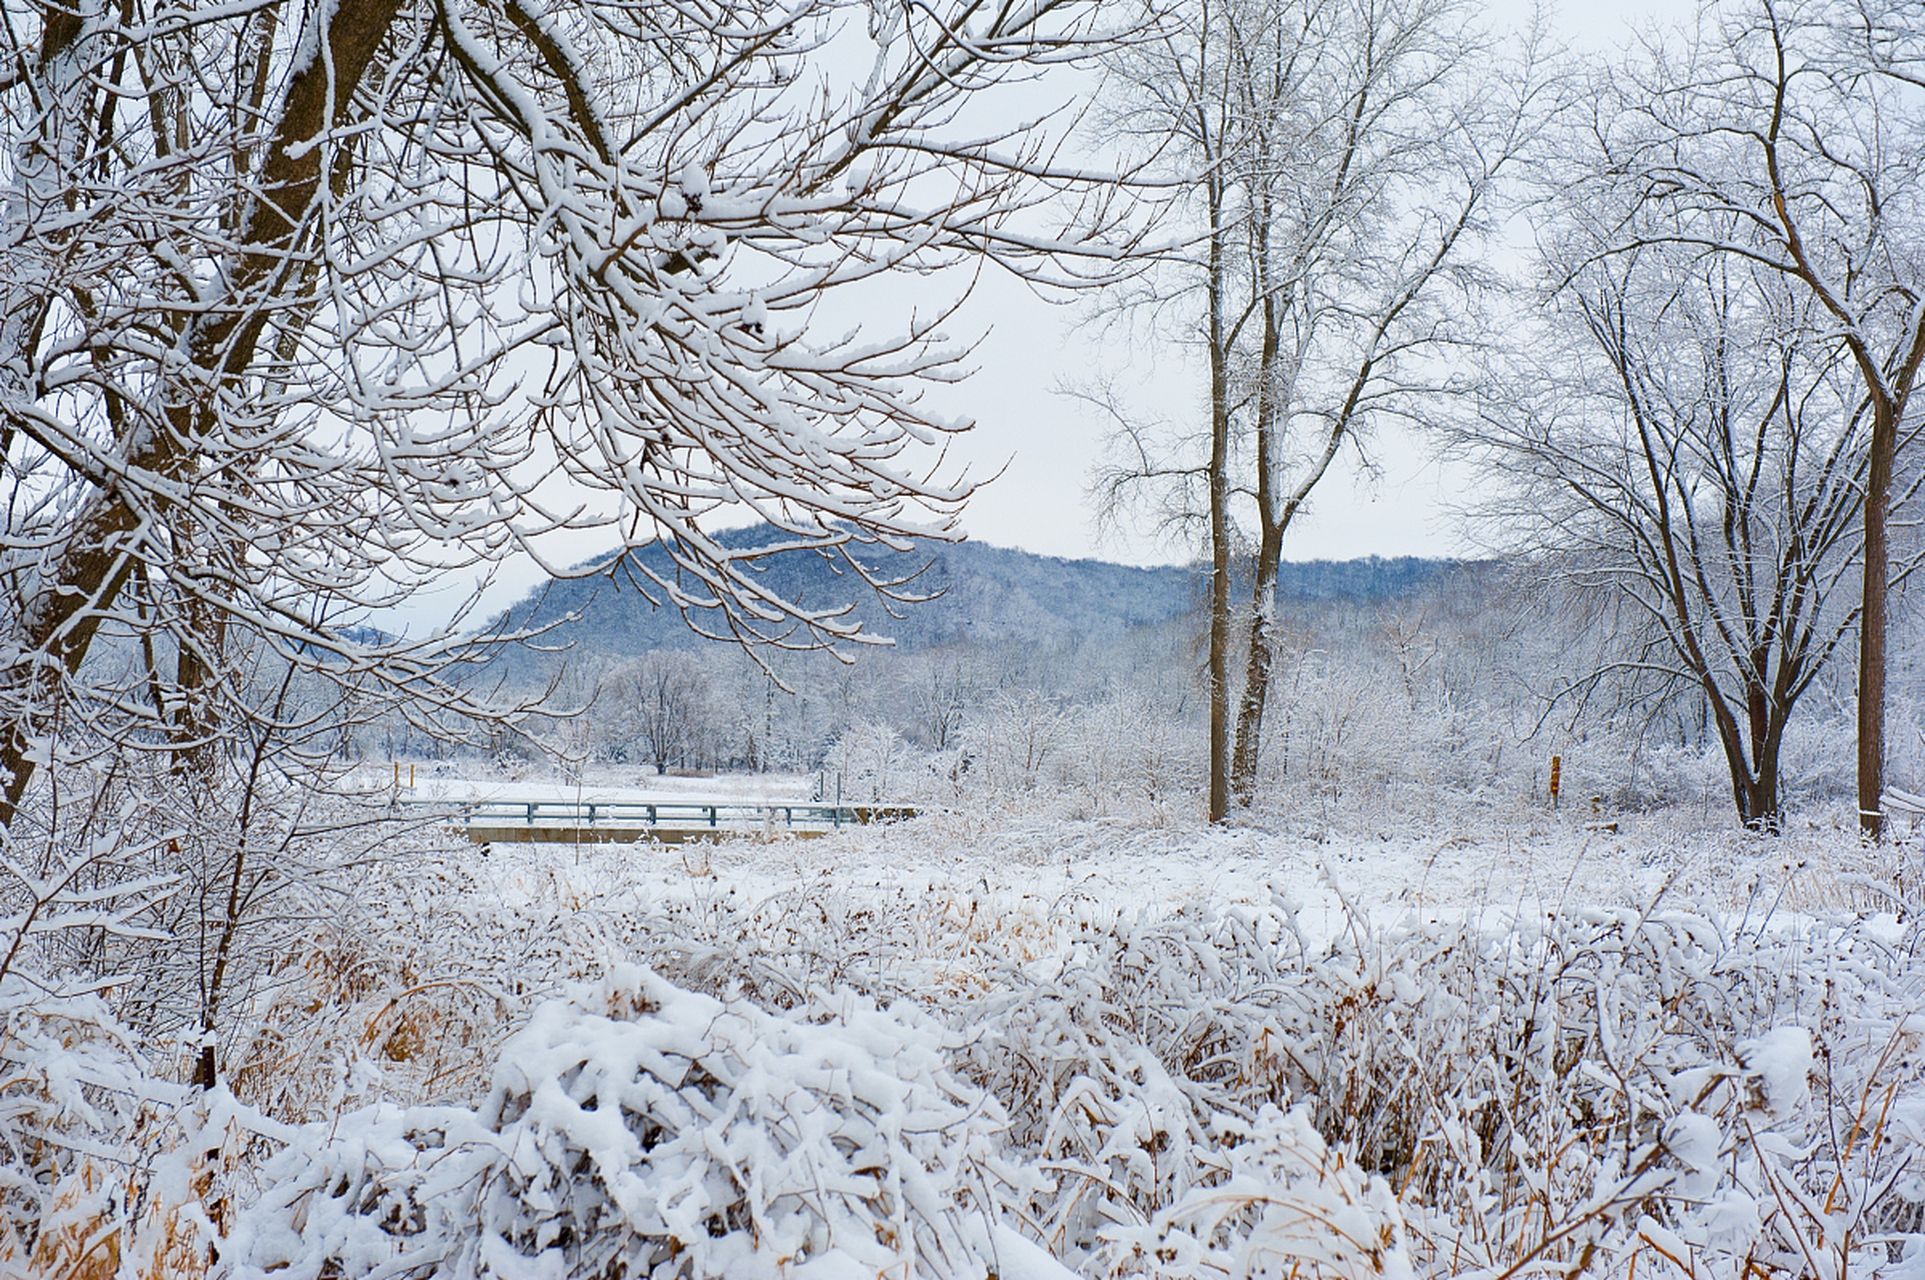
487 529 1472 659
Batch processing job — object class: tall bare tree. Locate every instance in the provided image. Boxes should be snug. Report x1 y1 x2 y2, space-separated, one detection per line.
600 652 711 775
1576 0 1925 837
1464 221 1866 830
1093 0 1543 819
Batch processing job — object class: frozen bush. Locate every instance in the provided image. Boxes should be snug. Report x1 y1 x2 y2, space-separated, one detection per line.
222 964 1027 1279
963 694 1071 793
939 879 1925 1280
955 892 1316 1266
824 720 918 802
0 977 205 1276
1105 1103 1414 1280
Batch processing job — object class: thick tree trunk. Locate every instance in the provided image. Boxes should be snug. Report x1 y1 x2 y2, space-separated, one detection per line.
1708 677 1788 832
1740 740 1783 833
0 0 406 830
1716 721 1783 832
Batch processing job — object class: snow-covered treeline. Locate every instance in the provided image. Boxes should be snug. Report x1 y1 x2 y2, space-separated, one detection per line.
395 559 1919 826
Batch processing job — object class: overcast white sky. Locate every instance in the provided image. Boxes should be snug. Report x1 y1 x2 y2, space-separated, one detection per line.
931 0 1672 571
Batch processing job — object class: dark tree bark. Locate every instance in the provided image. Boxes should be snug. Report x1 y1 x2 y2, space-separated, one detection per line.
0 0 408 827
1206 171 1233 825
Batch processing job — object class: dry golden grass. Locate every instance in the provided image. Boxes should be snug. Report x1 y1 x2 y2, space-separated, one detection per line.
0 1136 225 1280
224 926 513 1120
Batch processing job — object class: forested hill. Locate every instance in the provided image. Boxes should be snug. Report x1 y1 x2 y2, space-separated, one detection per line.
487 529 1482 661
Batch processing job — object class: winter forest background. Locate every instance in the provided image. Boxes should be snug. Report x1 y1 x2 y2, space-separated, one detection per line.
4 0 1925 1277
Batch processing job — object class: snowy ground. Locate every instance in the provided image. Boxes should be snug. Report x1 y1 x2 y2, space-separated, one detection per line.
16 764 1923 1279
210 771 1915 1279
421 765 1903 951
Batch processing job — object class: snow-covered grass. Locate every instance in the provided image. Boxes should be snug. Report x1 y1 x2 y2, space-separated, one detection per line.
5 779 1922 1278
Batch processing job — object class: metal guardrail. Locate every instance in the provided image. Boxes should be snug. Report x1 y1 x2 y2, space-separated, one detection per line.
395 796 917 842
460 799 914 828
1883 786 1925 817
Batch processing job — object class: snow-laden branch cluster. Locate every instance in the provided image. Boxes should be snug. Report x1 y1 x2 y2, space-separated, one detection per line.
0 0 1145 826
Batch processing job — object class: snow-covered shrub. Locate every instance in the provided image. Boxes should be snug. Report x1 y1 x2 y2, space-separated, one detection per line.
966 961 1220 1260
221 846 527 1123
223 964 1026 1279
1254 907 1925 1280
0 979 205 1277
954 891 1317 1267
1064 693 1201 816
935 871 1924 1280
963 693 1071 794
1106 1103 1414 1280
0 777 210 1275
824 719 919 802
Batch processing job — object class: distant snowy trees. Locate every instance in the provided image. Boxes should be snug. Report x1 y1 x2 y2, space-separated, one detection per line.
594 653 712 775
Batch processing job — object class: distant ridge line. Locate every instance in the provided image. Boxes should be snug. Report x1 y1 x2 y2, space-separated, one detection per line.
482 527 1488 669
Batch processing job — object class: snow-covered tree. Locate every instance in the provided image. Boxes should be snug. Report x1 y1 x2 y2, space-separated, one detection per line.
1559 0 1925 837
1464 212 1866 830
600 650 711 775
0 0 1139 829
1090 0 1547 819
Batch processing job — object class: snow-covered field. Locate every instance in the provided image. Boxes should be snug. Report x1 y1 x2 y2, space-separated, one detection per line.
377 765 1908 947
9 772 1924 1279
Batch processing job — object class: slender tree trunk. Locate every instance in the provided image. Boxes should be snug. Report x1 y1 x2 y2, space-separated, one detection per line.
1207 294 1232 822
1763 123 1921 842
1204 150 1233 823
1859 400 1893 840
171 517 234 781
